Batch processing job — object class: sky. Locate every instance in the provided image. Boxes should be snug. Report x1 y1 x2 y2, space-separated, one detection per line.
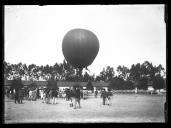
5 5 166 76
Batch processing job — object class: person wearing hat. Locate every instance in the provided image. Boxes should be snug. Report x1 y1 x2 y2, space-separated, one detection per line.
106 88 113 106
14 88 19 104
18 88 23 104
52 89 58 104
101 89 107 105
74 88 81 109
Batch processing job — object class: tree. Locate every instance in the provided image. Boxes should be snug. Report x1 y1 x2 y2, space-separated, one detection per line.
117 65 129 80
105 66 115 81
22 64 28 80
4 60 166 91
4 61 12 80
99 68 107 81
141 61 157 80
82 72 90 82
156 64 165 77
138 76 148 90
53 62 61 80
96 66 115 82
123 80 134 90
28 64 36 80
141 61 166 89
62 59 77 81
153 75 165 89
129 63 141 87
109 76 124 90
32 65 40 80
17 63 25 79
43 64 51 80
90 74 95 81
82 72 95 82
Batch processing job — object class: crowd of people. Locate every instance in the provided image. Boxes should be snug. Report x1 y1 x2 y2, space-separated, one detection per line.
100 89 113 106
5 86 113 109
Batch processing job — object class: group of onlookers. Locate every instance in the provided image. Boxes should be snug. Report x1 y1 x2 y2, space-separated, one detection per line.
42 88 58 104
5 87 114 108
5 88 24 104
100 89 113 106
14 88 24 104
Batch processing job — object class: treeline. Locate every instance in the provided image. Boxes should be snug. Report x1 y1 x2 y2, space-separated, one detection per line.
4 60 166 90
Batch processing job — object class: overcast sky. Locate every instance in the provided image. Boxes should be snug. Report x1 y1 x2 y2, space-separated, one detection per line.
5 5 166 76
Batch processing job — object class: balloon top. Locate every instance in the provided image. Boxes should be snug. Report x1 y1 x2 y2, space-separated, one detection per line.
62 28 99 69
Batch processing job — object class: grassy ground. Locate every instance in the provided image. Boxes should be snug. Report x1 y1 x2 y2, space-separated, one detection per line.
4 94 166 123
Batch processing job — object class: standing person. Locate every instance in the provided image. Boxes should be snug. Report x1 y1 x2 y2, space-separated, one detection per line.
65 89 68 101
32 88 37 101
42 90 46 103
106 89 113 106
36 88 40 100
59 90 62 98
80 90 83 99
26 89 29 101
48 89 53 104
45 89 50 104
14 88 19 104
101 89 107 105
43 88 48 103
74 88 81 109
9 89 12 99
66 89 70 101
7 88 10 98
95 90 98 98
62 90 66 99
18 88 23 104
69 89 74 107
13 89 15 97
40 90 43 100
52 89 58 104
135 87 138 95
29 90 33 101
51 89 55 104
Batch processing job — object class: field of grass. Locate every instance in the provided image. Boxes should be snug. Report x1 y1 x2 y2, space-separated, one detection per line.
4 93 166 123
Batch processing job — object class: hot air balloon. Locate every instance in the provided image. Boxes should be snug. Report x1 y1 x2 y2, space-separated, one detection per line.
62 28 99 77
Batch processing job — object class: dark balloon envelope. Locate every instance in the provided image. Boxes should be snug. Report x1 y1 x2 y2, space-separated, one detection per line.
62 28 99 69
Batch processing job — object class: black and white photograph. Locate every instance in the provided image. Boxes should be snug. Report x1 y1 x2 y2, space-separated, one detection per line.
4 5 167 123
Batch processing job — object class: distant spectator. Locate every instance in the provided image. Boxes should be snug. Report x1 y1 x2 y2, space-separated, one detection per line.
80 90 83 99
14 88 19 104
32 88 37 101
45 89 50 104
36 88 40 99
59 90 62 98
52 89 58 104
69 89 74 107
18 89 23 104
42 90 46 103
74 88 81 109
95 90 98 98
65 89 70 101
49 89 53 104
106 89 113 106
101 89 107 105
26 89 29 100
7 89 10 98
